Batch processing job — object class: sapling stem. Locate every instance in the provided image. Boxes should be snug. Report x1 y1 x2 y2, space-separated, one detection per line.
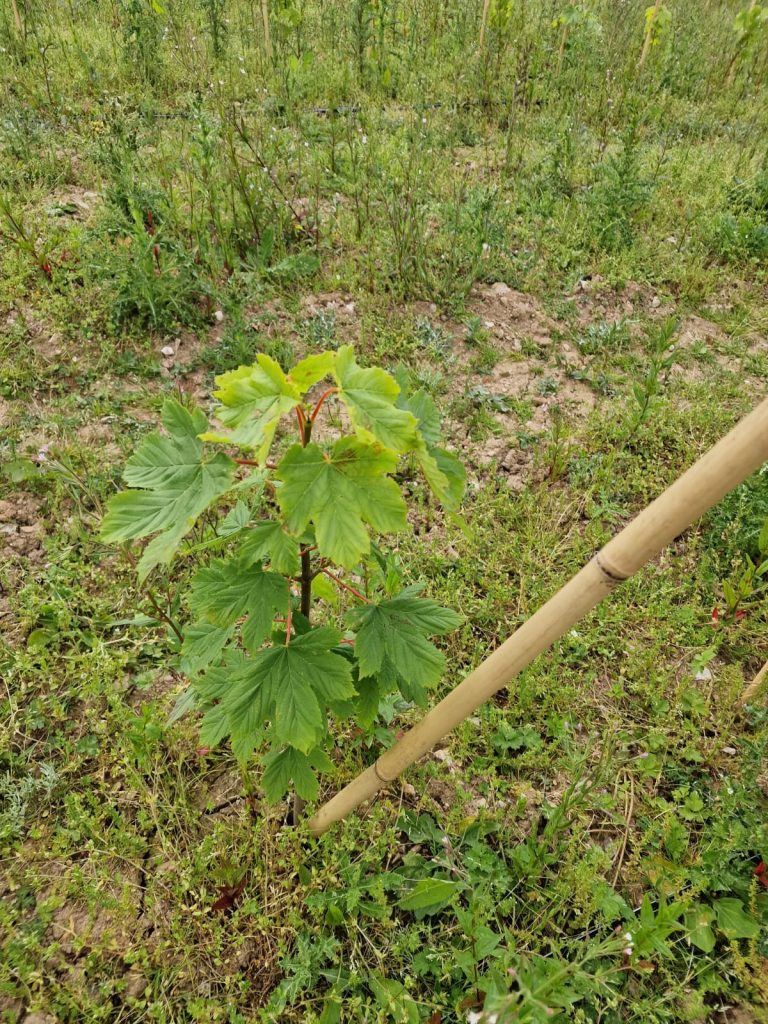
144 589 184 643
291 412 314 825
319 566 370 604
309 387 337 422
300 549 313 618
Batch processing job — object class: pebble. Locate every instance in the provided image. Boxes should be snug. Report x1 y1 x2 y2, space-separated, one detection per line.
214 309 225 323
124 971 148 1000
160 345 174 356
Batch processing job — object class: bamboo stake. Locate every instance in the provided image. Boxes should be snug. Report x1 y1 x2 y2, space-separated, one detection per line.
638 0 662 69
479 0 491 51
556 24 569 77
10 0 23 38
308 398 768 836
741 658 768 705
260 0 273 62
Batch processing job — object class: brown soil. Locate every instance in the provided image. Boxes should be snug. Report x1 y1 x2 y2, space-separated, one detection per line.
0 493 45 562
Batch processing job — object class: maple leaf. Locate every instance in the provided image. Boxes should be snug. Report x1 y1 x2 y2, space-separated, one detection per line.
334 345 419 453
189 555 289 651
397 383 466 509
237 519 301 576
261 745 334 803
288 351 335 391
201 354 301 460
348 586 463 705
100 399 236 580
275 438 407 568
213 627 354 759
180 621 234 675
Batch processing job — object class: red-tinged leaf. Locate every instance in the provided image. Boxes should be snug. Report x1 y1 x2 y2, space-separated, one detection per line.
458 993 484 1011
735 609 747 621
711 608 720 625
196 747 211 757
427 1013 441 1024
634 960 656 972
210 875 247 914
755 862 768 887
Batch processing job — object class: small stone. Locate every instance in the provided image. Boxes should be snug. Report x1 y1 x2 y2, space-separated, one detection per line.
651 296 661 308
124 970 148 1000
160 345 174 356
721 746 737 756
694 668 712 682
402 783 416 798
214 309 225 323
343 302 356 314
507 475 525 494
490 281 512 297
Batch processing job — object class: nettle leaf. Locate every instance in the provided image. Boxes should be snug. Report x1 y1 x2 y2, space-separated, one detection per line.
202 355 301 460
189 555 288 651
238 519 301 576
713 898 759 939
334 345 418 453
398 877 461 914
348 586 463 706
684 904 716 953
276 438 407 568
100 399 236 581
261 745 334 803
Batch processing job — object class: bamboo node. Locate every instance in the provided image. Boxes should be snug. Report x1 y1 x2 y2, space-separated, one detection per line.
594 552 629 584
373 759 394 784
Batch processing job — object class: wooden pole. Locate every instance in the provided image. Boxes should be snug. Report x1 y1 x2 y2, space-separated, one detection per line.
479 0 491 51
638 0 662 69
308 398 768 836
741 658 768 705
261 0 273 62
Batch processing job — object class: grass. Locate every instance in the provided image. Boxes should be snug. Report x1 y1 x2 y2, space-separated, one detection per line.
2 0 768 1021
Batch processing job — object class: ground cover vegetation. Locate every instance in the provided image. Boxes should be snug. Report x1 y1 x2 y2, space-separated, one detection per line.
1 0 768 1021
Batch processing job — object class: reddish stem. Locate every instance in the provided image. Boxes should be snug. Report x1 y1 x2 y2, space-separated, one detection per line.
319 566 370 604
310 387 338 423
296 406 307 438
285 598 293 645
235 458 277 469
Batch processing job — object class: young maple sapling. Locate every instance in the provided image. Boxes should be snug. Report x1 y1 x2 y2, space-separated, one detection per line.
101 346 465 816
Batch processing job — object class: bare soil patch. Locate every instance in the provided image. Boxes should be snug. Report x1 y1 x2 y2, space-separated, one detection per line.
0 493 44 562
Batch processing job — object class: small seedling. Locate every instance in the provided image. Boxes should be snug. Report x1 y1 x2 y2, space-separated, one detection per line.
101 347 465 816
